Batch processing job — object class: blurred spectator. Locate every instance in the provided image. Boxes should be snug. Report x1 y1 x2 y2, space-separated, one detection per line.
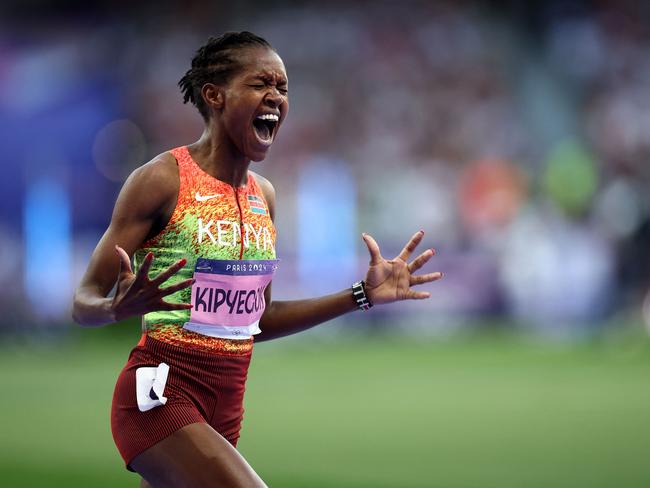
1 0 649 334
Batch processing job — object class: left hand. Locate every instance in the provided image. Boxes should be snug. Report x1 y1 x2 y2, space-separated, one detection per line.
362 230 443 305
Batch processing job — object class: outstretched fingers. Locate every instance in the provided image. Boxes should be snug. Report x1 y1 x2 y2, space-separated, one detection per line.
407 290 431 300
151 258 188 286
398 230 424 262
362 233 383 265
115 245 134 276
133 251 154 284
408 248 435 273
410 272 443 286
159 278 195 297
158 301 193 311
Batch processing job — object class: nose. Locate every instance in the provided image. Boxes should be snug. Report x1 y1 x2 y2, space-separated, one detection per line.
264 89 284 108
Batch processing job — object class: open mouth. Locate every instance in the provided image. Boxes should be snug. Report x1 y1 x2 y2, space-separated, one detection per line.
252 113 279 146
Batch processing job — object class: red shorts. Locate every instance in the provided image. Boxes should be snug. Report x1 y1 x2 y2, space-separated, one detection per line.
111 335 252 470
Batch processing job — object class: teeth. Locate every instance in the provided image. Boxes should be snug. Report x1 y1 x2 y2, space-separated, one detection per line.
256 114 279 122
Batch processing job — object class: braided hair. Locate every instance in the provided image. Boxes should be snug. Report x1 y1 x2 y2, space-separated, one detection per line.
179 31 273 120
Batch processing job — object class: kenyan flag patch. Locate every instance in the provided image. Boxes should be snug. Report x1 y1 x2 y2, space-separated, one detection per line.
248 194 268 215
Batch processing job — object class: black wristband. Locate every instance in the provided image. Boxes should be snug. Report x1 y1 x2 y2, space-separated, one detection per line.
352 280 373 311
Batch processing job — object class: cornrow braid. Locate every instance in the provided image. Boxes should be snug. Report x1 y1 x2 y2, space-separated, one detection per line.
179 31 273 120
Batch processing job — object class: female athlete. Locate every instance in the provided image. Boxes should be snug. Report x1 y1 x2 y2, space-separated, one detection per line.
73 31 442 488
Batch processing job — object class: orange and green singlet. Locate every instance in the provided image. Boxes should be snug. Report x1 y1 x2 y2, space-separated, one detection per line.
133 146 276 354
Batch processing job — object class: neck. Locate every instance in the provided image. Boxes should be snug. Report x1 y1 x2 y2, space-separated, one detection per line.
188 121 250 188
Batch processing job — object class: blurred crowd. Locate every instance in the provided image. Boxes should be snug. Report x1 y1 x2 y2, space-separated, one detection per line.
1 0 649 335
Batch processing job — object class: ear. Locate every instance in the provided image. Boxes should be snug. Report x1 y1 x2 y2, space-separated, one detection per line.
201 83 224 111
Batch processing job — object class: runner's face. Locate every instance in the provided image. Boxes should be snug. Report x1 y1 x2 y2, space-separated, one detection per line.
221 47 289 162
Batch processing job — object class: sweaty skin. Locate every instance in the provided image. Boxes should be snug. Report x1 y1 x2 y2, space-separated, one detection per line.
73 45 441 488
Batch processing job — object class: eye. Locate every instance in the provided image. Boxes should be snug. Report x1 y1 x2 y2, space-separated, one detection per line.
249 84 265 90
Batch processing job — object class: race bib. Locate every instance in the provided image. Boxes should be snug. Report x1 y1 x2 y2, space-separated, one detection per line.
182 258 278 339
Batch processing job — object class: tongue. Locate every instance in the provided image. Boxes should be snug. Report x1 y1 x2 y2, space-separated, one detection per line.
253 119 270 140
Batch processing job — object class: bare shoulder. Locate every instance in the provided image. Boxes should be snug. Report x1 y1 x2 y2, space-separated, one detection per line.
250 170 275 198
129 151 179 195
113 151 179 222
250 170 276 221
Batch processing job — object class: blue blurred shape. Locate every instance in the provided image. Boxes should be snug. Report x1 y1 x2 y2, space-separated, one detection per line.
24 179 71 320
297 157 357 294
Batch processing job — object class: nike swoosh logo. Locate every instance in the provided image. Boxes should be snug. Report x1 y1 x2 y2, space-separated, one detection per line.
195 192 223 202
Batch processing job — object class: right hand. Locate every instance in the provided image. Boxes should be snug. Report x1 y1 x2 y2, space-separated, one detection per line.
111 245 194 321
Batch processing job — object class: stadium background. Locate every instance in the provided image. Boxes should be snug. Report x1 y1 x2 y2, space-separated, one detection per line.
1 0 650 486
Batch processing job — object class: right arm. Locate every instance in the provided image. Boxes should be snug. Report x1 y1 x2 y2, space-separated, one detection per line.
72 153 192 327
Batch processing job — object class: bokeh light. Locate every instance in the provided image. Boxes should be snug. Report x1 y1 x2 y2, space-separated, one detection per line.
92 119 147 182
542 140 598 217
459 158 528 233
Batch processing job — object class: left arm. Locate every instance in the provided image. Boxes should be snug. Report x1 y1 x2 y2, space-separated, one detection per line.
253 174 442 342
256 285 357 341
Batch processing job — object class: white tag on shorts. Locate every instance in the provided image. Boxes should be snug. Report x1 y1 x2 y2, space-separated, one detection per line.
135 362 170 412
